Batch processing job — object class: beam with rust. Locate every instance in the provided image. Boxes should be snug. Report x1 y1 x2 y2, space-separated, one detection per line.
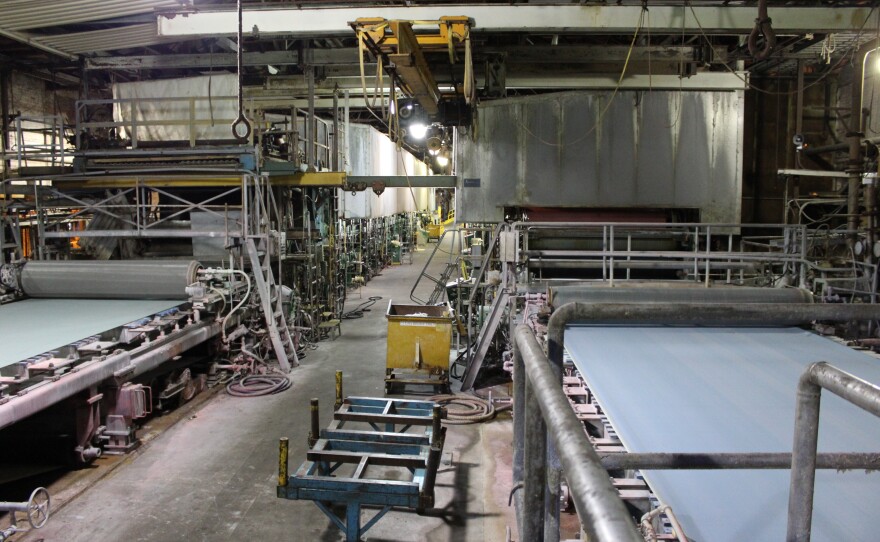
348 175 455 188
85 49 361 71
387 21 441 117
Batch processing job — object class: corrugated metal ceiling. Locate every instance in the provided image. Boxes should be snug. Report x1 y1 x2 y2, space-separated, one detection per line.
0 0 186 31
35 24 178 55
0 0 190 57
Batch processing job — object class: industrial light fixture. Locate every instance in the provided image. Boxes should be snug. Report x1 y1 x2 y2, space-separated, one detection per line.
408 122 428 140
435 154 450 167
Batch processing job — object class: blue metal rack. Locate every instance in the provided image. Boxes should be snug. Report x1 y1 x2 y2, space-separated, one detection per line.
277 396 446 542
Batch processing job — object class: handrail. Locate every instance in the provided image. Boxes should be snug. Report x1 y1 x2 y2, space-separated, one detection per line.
464 222 504 325
787 362 880 542
409 228 459 304
513 324 642 542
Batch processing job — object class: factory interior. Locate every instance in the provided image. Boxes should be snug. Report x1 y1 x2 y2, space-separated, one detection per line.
5 1 880 541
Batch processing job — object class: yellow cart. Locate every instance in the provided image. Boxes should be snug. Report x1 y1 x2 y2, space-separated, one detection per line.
385 301 452 394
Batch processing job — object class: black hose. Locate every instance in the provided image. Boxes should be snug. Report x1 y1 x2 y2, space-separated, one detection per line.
341 296 383 319
226 375 291 397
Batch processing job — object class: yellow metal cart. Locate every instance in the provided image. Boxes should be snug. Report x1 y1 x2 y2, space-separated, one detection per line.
385 301 452 393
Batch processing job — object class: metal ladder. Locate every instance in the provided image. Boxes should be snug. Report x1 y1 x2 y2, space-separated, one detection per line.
409 229 465 304
245 237 298 372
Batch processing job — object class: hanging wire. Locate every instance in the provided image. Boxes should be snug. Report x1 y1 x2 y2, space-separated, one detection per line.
516 4 649 148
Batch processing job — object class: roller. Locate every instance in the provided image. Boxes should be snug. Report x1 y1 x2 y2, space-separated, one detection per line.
547 285 813 309
17 260 201 300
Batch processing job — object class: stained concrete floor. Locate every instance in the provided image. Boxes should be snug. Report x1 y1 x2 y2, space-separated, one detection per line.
20 238 516 542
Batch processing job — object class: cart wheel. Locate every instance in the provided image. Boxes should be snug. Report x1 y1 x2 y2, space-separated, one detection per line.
26 487 50 529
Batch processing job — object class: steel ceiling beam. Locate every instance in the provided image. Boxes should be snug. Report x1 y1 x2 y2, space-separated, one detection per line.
157 6 876 37
481 45 726 64
85 50 301 71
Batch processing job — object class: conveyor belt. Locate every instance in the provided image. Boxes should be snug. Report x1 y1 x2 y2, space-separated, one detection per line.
566 326 880 541
0 299 183 367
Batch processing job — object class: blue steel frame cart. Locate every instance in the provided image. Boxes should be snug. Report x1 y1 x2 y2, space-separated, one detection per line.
277 396 446 542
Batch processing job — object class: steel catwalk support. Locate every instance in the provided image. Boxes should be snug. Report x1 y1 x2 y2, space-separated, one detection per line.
514 325 642 542
787 362 880 542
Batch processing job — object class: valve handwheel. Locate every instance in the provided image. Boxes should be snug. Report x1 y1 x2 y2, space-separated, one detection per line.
26 487 50 529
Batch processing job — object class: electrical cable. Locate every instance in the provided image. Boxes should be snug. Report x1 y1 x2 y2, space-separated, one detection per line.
341 295 382 319
516 4 647 148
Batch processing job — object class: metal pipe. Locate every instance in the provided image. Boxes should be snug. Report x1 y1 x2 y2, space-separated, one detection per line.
787 362 880 542
421 426 444 508
335 370 343 410
513 332 525 484
523 371 547 542
548 302 880 331
515 325 642 542
431 405 441 447
278 437 289 487
512 334 525 538
599 451 880 471
547 286 813 309
309 398 320 447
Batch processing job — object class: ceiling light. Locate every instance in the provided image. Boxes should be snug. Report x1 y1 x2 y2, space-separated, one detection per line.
435 154 450 167
408 122 428 140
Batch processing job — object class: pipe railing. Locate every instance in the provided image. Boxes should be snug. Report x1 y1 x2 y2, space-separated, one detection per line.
527 300 880 542
513 324 643 542
787 362 880 542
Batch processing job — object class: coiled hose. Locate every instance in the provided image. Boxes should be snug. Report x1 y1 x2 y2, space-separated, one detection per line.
226 375 291 397
429 394 498 424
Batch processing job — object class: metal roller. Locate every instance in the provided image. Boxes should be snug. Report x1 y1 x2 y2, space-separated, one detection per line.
548 285 813 309
18 260 201 300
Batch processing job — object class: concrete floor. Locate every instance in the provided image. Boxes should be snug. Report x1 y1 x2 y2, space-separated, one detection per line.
21 238 516 542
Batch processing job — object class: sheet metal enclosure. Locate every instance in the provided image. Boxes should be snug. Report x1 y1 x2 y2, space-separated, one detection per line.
456 90 743 223
566 326 880 542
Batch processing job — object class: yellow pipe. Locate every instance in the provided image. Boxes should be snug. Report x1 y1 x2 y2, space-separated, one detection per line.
278 437 289 487
335 370 343 410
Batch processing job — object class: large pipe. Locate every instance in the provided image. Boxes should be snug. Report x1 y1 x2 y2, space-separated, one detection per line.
787 362 880 542
515 325 642 542
547 302 880 331
17 260 201 299
600 452 880 471
548 286 813 309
